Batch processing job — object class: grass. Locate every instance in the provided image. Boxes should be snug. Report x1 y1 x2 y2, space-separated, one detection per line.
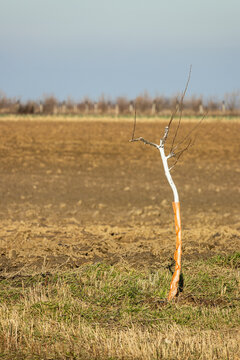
0 254 239 359
1 114 240 123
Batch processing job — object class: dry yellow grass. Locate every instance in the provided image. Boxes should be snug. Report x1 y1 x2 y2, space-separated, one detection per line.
0 114 240 123
1 314 239 360
0 258 239 359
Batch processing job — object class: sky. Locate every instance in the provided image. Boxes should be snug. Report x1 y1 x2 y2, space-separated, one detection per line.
0 0 239 101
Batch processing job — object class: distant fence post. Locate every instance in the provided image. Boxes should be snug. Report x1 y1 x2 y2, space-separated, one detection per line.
129 101 134 115
61 102 66 114
94 102 98 114
115 104 119 117
53 105 58 115
85 101 89 115
39 102 43 114
73 104 78 114
221 101 226 113
107 102 112 114
151 101 156 115
199 104 204 115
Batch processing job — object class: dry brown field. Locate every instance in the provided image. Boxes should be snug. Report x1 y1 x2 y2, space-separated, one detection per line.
0 116 239 274
0 116 239 359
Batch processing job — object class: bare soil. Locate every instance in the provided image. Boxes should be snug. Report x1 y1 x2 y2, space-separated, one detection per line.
0 117 239 275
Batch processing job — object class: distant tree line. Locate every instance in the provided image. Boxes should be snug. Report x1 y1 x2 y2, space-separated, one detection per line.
0 91 240 116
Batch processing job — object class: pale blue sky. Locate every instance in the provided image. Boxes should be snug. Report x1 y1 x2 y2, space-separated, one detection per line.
0 0 239 101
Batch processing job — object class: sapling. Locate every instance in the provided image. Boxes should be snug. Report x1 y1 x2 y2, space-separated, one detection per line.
130 67 204 300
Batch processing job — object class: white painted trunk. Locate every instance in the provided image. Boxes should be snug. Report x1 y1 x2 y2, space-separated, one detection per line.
159 146 179 203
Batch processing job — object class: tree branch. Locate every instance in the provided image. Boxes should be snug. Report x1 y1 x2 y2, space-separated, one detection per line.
169 139 192 171
129 137 159 149
160 126 170 147
172 112 206 153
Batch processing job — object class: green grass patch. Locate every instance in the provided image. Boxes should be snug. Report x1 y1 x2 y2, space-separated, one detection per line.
206 252 240 268
0 253 239 359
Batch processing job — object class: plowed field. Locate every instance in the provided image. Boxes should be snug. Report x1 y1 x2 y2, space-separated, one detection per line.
0 117 239 275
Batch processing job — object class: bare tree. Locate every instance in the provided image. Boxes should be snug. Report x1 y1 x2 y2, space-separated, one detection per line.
116 96 129 115
42 95 58 114
224 91 240 113
130 67 204 301
98 95 109 114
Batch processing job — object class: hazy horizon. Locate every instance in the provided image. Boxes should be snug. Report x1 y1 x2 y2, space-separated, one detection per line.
0 0 239 101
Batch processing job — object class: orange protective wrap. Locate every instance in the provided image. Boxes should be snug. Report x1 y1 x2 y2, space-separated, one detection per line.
168 202 182 301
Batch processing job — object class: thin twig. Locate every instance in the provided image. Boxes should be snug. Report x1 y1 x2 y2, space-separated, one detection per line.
172 112 207 153
169 139 192 171
167 103 179 129
170 65 192 152
131 103 137 141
